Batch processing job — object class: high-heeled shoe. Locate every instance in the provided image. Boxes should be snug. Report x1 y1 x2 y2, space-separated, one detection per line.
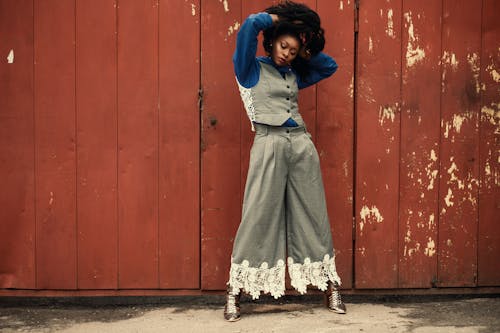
325 281 346 314
223 286 241 322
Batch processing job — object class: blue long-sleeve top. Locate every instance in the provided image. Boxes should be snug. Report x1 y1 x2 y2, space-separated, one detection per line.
233 12 338 91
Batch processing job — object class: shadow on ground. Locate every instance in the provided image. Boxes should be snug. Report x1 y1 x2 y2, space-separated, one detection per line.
1 294 499 332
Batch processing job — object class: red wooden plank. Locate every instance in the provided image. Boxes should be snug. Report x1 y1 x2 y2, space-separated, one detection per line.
438 0 482 287
0 0 35 289
478 0 500 286
158 0 200 289
34 0 77 289
316 0 355 289
201 0 243 290
240 0 266 204
117 0 159 288
296 0 317 141
355 0 401 288
398 0 441 288
76 0 118 289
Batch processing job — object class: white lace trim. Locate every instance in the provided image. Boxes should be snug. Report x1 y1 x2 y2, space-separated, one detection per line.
228 254 341 300
236 78 256 131
288 254 341 294
228 259 285 300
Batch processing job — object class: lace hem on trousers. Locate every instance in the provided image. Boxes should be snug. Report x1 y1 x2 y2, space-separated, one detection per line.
228 254 341 300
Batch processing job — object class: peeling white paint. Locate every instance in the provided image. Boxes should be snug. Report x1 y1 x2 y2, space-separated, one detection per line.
49 191 54 205
368 36 373 53
486 64 500 82
481 103 500 135
379 9 383 17
442 51 459 70
359 79 376 104
359 205 384 233
452 112 475 134
219 0 229 12
404 240 421 257
425 149 439 190
452 114 466 133
467 53 481 94
447 239 453 247
348 76 354 99
428 214 435 230
227 21 240 36
430 149 438 162
442 120 451 138
404 229 411 243
424 237 436 257
343 161 349 177
441 51 459 92
191 3 196 16
7 49 14 64
404 12 425 67
444 188 454 207
385 9 395 38
447 161 465 190
339 0 344 10
378 103 398 125
485 161 491 176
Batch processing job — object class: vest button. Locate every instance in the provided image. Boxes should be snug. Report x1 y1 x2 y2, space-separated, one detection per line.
287 109 290 113
286 97 289 100
286 129 290 133
287 85 290 88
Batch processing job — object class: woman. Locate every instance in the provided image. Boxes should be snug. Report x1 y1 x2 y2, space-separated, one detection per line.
224 1 346 322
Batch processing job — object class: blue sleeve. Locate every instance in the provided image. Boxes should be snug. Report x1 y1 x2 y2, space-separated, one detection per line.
233 13 273 88
297 53 338 90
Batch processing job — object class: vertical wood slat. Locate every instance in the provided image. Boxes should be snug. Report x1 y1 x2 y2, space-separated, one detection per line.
76 0 118 289
240 0 264 211
478 0 500 286
355 0 402 288
438 0 482 287
158 0 200 289
34 0 77 289
0 0 35 289
117 0 159 288
398 0 441 288
317 0 355 289
201 0 243 290
296 0 318 141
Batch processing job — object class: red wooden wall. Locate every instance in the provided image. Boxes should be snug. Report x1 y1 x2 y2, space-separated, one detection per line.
0 0 498 294
0 0 200 291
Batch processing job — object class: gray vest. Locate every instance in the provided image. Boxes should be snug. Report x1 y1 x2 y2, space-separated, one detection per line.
237 62 305 130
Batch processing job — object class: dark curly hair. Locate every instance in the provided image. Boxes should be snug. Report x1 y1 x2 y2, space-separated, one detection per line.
263 1 326 81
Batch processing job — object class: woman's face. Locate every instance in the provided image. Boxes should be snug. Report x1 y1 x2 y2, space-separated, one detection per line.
271 34 300 67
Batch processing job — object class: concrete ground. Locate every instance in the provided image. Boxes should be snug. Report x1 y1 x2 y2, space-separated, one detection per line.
1 294 499 333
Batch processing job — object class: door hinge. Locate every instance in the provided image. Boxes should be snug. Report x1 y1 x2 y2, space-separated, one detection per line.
354 0 360 33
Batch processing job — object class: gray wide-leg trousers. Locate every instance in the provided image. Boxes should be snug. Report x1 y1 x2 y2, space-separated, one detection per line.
228 123 341 300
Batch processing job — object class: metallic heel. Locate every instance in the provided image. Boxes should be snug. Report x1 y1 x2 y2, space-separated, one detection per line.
325 281 346 314
224 287 241 322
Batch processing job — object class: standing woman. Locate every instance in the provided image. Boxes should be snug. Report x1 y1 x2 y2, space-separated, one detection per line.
224 1 346 321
